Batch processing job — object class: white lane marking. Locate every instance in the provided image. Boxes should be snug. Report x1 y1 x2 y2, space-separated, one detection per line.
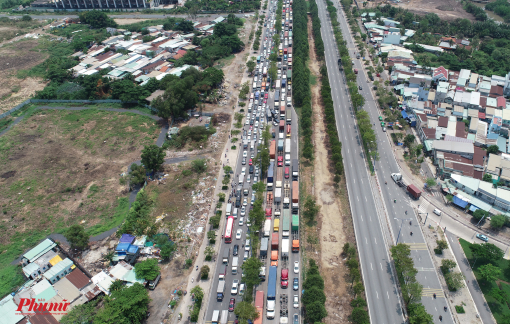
371 263 373 270
360 214 363 221
365 237 368 244
387 291 390 299
376 291 379 299
380 263 383 271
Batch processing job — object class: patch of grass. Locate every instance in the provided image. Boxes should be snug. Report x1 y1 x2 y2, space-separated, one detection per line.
216 54 236 69
455 305 465 314
500 282 510 304
86 197 130 237
309 74 317 85
459 239 510 321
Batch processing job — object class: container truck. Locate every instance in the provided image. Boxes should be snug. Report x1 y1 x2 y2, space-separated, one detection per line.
292 239 299 252
292 159 298 180
218 265 227 281
217 280 225 301
243 182 250 196
270 140 276 159
275 90 280 103
280 105 286 119
260 237 269 258
280 294 289 323
267 266 277 319
292 181 299 213
266 191 273 210
272 232 279 250
292 214 299 232
255 291 264 324
391 173 405 187
222 248 230 264
274 218 280 232
263 67 267 76
407 184 422 199
274 187 282 204
220 310 228 324
287 70 292 81
282 210 290 237
283 182 290 209
211 310 220 324
264 219 271 237
282 239 289 258
286 109 292 124
285 138 291 154
278 139 284 152
232 256 239 274
271 250 278 266
275 79 281 90
267 162 274 191
276 167 283 186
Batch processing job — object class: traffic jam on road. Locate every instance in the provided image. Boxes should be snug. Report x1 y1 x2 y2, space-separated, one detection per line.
208 1 301 323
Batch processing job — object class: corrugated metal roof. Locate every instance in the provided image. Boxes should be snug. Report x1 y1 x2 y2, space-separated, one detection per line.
43 258 73 280
23 239 56 263
0 295 26 324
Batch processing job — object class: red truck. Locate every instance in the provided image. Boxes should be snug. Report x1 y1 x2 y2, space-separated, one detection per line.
407 184 422 199
354 68 358 74
266 191 273 210
279 119 285 131
281 268 289 288
288 47 292 55
284 48 288 55
254 291 264 324
269 140 276 159
271 233 279 250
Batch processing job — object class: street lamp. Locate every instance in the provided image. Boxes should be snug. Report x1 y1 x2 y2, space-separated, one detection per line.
394 217 412 244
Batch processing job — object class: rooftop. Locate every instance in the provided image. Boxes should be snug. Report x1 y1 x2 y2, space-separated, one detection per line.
23 239 56 263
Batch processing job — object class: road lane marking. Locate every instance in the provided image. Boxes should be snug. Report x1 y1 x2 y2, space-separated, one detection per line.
387 291 390 299
380 263 383 271
371 263 373 270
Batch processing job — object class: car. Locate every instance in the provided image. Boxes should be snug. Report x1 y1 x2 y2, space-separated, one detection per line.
251 153 255 159
383 127 386 132
243 250 249 260
294 261 299 274
246 175 251 183
265 93 269 99
241 167 246 175
253 176 258 184
236 229 243 240
278 156 283 166
228 298 236 311
377 73 380 77
476 234 489 242
293 314 299 324
231 279 239 295
233 244 239 256
379 116 383 121
242 157 246 165
249 159 253 166
293 277 299 290
293 295 299 308
243 151 248 158
248 130 252 136
251 192 256 202
239 217 244 226
359 85 362 90
249 165 254 174
243 198 248 206
433 208 441 216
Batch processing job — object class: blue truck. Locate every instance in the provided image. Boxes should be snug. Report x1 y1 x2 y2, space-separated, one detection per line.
255 91 260 100
282 79 286 87
274 90 280 103
266 266 277 319
267 162 274 191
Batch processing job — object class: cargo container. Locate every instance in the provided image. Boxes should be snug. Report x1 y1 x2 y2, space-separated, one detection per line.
283 182 290 209
407 184 422 199
270 140 276 159
217 280 225 301
264 219 271 237
274 218 280 232
278 139 284 152
275 79 281 90
266 191 273 210
267 267 277 318
272 232 279 250
279 119 285 132
267 162 274 191
281 238 289 258
274 187 282 204
260 237 269 258
282 210 290 237
292 181 299 213
285 138 291 154
275 90 280 103
286 109 292 124
254 291 264 324
292 214 299 232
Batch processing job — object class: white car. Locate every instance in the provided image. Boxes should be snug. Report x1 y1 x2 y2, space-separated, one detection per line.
241 167 246 175
294 261 299 274
239 217 244 226
241 206 246 216
245 119 250 125
231 279 239 295
243 151 248 158
248 130 252 136
253 176 258 184
243 198 248 206
288 85 291 91
246 175 251 183
293 295 299 308
236 229 243 240
434 208 442 216
251 153 255 159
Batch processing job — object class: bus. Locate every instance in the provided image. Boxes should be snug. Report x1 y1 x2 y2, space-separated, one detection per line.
225 216 234 243
257 56 261 63
250 93 254 100
220 310 228 324
211 310 220 324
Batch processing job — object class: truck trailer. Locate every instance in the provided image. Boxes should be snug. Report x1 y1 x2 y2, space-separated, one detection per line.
281 239 289 258
260 237 269 258
282 210 290 237
267 266 277 319
264 219 271 237
292 181 299 213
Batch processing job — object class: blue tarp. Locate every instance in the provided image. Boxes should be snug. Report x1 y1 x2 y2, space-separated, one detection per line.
401 110 409 119
127 245 139 254
469 205 480 212
453 196 469 208
116 242 131 252
120 234 135 244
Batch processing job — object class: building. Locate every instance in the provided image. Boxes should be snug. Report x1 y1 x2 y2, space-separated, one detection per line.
43 258 74 284
21 239 57 266
382 31 401 45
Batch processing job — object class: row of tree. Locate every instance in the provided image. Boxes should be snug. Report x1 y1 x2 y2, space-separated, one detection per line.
302 259 328 322
292 0 313 160
391 244 433 323
342 243 370 324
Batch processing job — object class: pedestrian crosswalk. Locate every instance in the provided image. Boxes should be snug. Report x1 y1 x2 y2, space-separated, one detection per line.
406 243 428 251
429 190 443 199
416 200 430 214
422 288 444 298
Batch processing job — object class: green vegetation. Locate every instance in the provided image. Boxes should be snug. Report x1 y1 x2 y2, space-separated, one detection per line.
0 17 46 42
440 259 465 291
486 0 510 22
341 243 369 323
78 10 117 29
141 144 166 175
118 189 155 236
302 259 328 323
65 224 90 250
459 239 510 322
234 301 260 322
134 258 160 281
189 286 204 322
167 125 217 149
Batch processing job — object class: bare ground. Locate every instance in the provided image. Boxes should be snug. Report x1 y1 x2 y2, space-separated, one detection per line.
307 16 353 323
394 0 474 21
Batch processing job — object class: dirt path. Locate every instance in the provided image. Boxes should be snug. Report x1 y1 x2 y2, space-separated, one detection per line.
307 16 352 323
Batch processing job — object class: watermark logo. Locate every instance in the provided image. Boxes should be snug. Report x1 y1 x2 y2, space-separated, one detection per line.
16 298 71 316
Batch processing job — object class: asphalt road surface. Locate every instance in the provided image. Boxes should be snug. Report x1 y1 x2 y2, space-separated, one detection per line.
203 2 302 323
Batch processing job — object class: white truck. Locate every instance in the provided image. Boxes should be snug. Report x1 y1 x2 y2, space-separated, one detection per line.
232 256 239 275
264 219 271 237
267 299 276 319
226 203 232 217
282 239 289 258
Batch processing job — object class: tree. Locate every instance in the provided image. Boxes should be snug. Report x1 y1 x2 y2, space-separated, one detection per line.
303 274 325 290
472 209 490 222
141 144 166 175
303 196 320 222
94 283 150 324
426 178 436 188
129 163 146 186
200 265 210 279
444 272 465 291
478 263 501 282
65 224 89 250
110 279 124 292
405 281 424 304
471 243 504 263
440 259 456 273
175 20 194 33
21 15 32 21
241 257 264 288
234 301 259 322
487 145 500 154
490 287 508 303
408 302 433 324
353 282 364 296
60 300 99 324
204 246 214 260
350 297 367 308
404 134 416 147
78 10 117 29
490 214 506 229
191 285 204 301
160 242 176 260
436 240 448 253
302 287 326 305
134 259 160 281
191 158 207 173
351 307 370 324
246 60 256 75
483 173 493 183
305 301 328 323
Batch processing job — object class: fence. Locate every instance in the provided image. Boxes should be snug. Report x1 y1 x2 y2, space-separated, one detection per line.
0 99 139 120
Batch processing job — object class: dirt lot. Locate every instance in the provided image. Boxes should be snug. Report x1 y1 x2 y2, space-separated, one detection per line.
0 38 48 114
307 17 353 323
114 18 152 25
393 0 474 21
0 108 160 246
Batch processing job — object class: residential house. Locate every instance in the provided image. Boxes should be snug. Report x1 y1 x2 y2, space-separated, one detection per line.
43 258 74 284
433 66 449 82
450 174 480 195
432 140 474 160
477 181 497 204
490 85 504 97
382 31 401 45
21 239 57 266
